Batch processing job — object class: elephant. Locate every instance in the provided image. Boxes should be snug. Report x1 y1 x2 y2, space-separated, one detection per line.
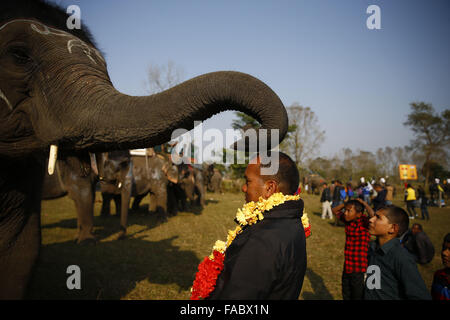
209 168 223 193
99 150 133 239
129 149 179 220
0 0 288 299
177 163 206 209
303 174 326 195
41 152 101 244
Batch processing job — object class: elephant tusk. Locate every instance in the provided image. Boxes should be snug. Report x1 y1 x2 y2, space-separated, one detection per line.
89 153 99 176
48 144 58 175
118 182 122 189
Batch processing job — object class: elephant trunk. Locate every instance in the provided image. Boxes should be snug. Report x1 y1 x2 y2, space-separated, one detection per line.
63 71 288 153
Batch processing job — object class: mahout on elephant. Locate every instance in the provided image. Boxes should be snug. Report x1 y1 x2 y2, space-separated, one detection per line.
0 0 288 299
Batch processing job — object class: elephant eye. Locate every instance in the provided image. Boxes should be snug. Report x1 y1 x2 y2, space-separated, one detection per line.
9 47 32 65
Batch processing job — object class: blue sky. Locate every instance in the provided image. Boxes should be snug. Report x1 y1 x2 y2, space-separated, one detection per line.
50 0 450 158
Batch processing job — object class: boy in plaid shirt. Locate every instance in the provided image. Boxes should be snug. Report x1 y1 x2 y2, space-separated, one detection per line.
332 199 374 300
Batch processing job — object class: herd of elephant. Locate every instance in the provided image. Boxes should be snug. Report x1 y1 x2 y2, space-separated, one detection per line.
41 149 223 244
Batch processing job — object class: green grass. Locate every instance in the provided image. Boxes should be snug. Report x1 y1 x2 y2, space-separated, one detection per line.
27 191 450 299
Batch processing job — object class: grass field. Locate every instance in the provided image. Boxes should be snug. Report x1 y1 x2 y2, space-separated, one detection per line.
27 190 450 300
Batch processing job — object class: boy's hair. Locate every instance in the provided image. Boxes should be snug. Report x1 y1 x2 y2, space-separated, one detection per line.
443 233 450 251
345 200 364 213
380 205 409 237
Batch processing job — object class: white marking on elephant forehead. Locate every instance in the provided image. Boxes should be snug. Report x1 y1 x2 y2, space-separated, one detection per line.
67 39 97 64
0 19 105 65
0 89 12 110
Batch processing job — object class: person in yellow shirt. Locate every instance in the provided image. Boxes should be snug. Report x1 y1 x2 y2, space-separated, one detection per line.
405 184 418 219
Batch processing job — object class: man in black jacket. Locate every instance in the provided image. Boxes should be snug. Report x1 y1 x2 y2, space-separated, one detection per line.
321 182 333 219
403 223 435 265
209 152 307 300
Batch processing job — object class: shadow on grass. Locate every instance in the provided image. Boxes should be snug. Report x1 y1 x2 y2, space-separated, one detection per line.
26 235 199 299
41 212 172 242
302 268 334 300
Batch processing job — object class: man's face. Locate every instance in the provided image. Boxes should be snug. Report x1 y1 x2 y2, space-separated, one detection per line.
442 242 450 268
412 225 421 236
242 161 266 203
343 204 361 222
369 209 395 237
375 186 382 192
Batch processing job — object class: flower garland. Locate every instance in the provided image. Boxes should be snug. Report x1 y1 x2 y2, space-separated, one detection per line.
190 192 311 300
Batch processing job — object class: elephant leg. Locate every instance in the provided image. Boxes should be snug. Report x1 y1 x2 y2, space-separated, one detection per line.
100 193 112 217
113 194 122 216
167 186 177 216
156 191 168 221
197 184 205 207
148 193 157 213
118 183 131 240
72 187 96 244
131 193 146 211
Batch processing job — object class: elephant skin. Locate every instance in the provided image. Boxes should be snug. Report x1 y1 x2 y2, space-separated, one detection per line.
41 153 99 245
99 150 133 240
303 174 326 195
130 153 176 220
178 164 206 208
0 0 288 299
210 169 223 193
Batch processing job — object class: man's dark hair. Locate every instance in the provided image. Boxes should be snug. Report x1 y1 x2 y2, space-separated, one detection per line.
258 152 299 195
381 205 410 237
443 233 450 251
373 183 382 188
323 182 328 186
345 200 364 213
412 223 423 231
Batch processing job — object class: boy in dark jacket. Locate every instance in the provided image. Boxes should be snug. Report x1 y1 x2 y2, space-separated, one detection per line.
320 182 333 219
364 206 431 300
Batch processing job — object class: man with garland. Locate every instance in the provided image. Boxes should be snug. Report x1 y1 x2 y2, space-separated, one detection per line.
208 152 307 299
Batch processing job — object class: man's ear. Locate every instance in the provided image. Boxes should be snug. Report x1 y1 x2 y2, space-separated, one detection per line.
264 180 279 198
389 223 400 236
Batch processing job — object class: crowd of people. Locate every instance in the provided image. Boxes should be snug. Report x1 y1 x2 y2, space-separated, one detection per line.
207 152 448 301
318 178 449 300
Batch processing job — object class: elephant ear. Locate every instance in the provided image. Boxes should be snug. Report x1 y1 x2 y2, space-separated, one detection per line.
162 162 178 184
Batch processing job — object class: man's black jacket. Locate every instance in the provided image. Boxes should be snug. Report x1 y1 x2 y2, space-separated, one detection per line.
209 199 307 300
320 187 332 202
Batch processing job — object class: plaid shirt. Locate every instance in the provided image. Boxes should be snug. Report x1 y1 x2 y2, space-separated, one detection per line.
338 212 370 273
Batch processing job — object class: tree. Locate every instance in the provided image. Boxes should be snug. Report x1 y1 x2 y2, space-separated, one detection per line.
145 60 185 94
403 102 450 187
281 103 325 168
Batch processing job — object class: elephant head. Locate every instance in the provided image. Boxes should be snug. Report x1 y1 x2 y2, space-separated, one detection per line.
0 1 288 162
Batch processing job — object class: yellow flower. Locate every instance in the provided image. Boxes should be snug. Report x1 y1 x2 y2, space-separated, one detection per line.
213 240 226 253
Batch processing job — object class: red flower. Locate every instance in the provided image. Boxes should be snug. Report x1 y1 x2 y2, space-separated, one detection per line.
190 250 225 300
304 225 311 238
